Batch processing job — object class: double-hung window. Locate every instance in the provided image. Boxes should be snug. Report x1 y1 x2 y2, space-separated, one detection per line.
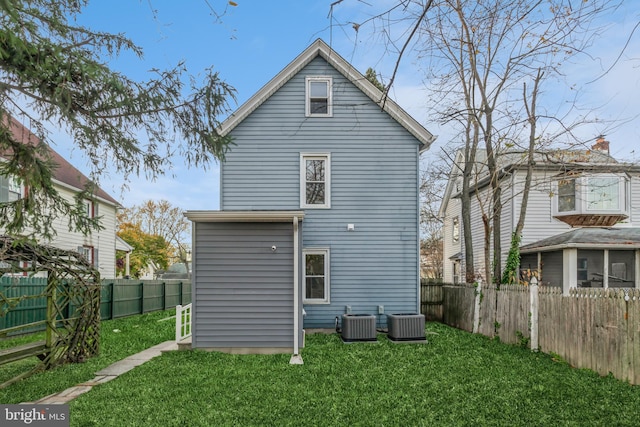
300 153 330 208
557 178 576 212
0 175 22 202
78 245 92 264
303 248 330 304
305 77 332 117
84 199 98 218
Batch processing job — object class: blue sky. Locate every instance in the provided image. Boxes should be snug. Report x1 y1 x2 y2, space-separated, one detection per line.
46 0 640 211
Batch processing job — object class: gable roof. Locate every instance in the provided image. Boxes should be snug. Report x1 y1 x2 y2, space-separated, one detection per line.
6 117 119 206
219 38 436 150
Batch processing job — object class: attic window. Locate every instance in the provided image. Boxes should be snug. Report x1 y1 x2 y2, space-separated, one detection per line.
306 77 332 117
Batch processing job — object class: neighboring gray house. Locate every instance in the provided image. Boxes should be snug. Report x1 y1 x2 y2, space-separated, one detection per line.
439 138 640 293
186 39 435 357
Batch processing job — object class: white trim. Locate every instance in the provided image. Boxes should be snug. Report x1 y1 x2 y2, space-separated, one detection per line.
302 248 330 304
552 174 628 217
291 216 303 364
305 76 333 117
300 153 331 209
184 210 305 222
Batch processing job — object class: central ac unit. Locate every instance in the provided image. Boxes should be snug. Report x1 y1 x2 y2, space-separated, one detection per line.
387 313 426 341
341 314 377 342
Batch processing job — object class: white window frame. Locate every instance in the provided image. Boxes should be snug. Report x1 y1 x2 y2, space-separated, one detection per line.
78 245 93 264
305 77 333 117
452 217 460 242
300 153 331 209
84 199 94 218
553 174 627 216
303 248 330 304
0 174 23 202
585 176 622 212
556 178 578 214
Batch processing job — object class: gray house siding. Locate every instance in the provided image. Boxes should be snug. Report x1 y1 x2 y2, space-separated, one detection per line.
192 221 296 349
221 57 420 328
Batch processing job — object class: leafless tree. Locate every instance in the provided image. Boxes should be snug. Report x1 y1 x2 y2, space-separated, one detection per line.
332 0 623 284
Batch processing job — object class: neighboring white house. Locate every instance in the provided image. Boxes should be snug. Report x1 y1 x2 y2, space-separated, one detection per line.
439 137 640 293
2 117 122 279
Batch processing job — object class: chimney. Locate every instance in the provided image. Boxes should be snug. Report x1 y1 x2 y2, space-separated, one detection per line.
592 135 610 155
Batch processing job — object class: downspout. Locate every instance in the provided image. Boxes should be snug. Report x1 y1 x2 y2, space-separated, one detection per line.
416 146 421 314
290 216 303 364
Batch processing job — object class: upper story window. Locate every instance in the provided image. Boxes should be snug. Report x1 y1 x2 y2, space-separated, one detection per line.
452 217 460 242
586 177 620 211
300 153 331 208
78 245 99 268
0 175 22 202
305 77 332 117
554 174 627 217
557 179 576 212
84 199 99 219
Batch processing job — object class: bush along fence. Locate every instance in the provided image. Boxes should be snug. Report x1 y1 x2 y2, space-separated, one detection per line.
0 277 191 335
442 280 640 385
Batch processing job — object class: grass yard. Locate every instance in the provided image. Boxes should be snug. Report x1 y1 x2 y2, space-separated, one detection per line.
3 314 640 426
0 309 175 403
64 322 640 427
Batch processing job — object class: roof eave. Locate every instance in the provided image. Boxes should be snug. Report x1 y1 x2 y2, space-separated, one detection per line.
218 39 435 148
184 210 305 222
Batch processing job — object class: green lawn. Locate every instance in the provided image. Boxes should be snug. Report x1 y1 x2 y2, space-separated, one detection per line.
71 323 640 426
0 309 175 403
3 315 640 426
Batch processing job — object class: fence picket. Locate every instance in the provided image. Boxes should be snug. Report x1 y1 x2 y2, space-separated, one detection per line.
442 283 640 385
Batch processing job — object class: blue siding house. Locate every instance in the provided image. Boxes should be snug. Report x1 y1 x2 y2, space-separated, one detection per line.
186 39 434 359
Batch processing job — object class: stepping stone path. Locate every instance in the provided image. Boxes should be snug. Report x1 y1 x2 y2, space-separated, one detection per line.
26 341 178 405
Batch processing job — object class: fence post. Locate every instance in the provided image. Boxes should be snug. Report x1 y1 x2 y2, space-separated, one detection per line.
140 281 145 314
530 276 539 351
179 281 183 305
163 281 167 311
110 281 115 320
472 279 482 334
176 304 182 342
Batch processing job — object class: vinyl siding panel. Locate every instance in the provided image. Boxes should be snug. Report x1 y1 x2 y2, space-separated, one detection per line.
47 186 118 279
221 57 420 328
515 170 572 247
469 186 490 280
0 184 119 278
192 222 295 348
442 197 462 283
630 176 640 225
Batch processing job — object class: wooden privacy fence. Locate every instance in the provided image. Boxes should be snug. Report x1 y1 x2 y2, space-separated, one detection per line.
0 278 191 335
443 283 640 385
420 279 444 321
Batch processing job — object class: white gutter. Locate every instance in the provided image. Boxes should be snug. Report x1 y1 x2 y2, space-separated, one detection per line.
416 147 422 314
290 216 303 365
185 210 305 223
